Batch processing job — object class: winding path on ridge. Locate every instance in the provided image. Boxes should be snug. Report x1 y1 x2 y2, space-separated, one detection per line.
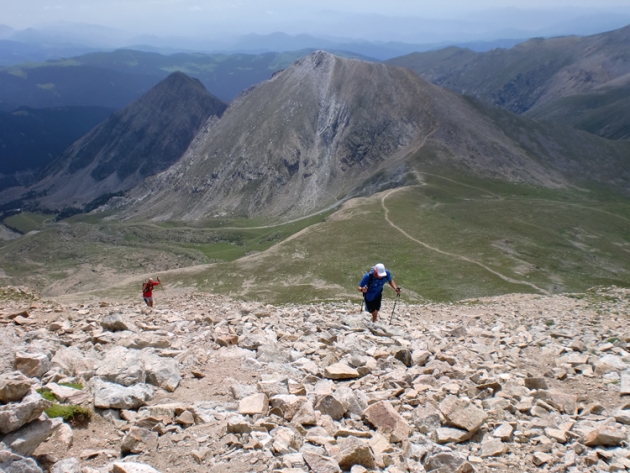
380 187 550 295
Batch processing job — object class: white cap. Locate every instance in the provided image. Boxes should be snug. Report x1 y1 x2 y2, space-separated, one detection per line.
374 263 387 277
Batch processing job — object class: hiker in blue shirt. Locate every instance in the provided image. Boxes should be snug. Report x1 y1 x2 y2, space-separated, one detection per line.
358 263 400 323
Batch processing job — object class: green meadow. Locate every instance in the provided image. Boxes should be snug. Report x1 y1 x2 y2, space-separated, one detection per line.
1 172 629 303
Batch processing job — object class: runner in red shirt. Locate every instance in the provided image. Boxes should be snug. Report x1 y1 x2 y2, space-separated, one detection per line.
142 277 160 307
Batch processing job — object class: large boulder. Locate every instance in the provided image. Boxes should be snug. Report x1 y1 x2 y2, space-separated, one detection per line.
92 379 153 409
0 391 52 434
95 346 145 387
139 351 181 392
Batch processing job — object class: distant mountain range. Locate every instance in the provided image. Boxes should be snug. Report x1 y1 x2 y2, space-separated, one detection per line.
386 25 630 140
0 49 367 108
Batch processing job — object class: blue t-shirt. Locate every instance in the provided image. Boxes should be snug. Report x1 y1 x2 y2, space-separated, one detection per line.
359 270 392 301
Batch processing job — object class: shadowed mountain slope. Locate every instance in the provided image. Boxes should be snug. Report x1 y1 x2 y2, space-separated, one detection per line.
0 105 114 191
113 51 630 222
29 71 227 210
385 25 630 131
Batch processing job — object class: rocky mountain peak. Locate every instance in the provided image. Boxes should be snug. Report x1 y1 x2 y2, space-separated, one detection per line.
29 71 228 211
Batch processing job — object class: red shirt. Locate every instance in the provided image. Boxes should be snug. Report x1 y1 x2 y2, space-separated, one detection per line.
142 281 159 297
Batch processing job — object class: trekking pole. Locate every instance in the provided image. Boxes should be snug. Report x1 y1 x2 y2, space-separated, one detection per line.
359 298 364 314
389 289 401 325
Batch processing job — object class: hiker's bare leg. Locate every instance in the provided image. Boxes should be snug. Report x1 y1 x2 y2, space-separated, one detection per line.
149 300 154 308
371 310 378 323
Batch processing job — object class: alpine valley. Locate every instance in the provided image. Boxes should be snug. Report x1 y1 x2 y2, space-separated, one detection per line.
0 28 629 304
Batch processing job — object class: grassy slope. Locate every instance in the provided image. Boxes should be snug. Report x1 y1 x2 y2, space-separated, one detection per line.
526 84 630 140
3 172 627 304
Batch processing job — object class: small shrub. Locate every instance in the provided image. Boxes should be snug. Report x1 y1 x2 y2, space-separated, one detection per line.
544 319 555 326
45 404 92 427
36 388 56 402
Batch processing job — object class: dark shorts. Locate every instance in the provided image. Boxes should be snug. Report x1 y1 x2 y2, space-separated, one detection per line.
365 292 382 313
143 296 153 304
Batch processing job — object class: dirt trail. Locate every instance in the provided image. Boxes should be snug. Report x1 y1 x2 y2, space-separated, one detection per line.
380 188 550 295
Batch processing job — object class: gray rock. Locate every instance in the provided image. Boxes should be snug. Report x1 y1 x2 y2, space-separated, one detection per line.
393 348 412 367
50 347 96 380
412 350 431 366
435 427 472 444
334 386 365 418
101 313 137 332
112 462 162 473
95 346 145 387
226 415 252 434
424 452 467 472
269 395 305 421
524 377 548 390
439 395 487 433
334 443 375 470
414 404 442 434
303 452 341 473
92 379 153 409
0 372 33 403
1 416 63 456
314 394 346 421
0 448 44 473
120 426 158 454
140 352 181 392
51 457 81 473
0 390 52 434
14 352 50 379
481 438 507 457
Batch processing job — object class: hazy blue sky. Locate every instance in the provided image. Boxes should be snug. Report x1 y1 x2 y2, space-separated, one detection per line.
3 0 630 41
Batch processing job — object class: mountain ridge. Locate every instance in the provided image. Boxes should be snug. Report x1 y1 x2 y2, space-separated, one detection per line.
107 51 630 222
385 24 630 129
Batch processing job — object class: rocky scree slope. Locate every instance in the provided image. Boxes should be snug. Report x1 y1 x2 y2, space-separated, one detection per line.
110 51 630 222
14 71 227 211
385 25 630 127
1 286 630 472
